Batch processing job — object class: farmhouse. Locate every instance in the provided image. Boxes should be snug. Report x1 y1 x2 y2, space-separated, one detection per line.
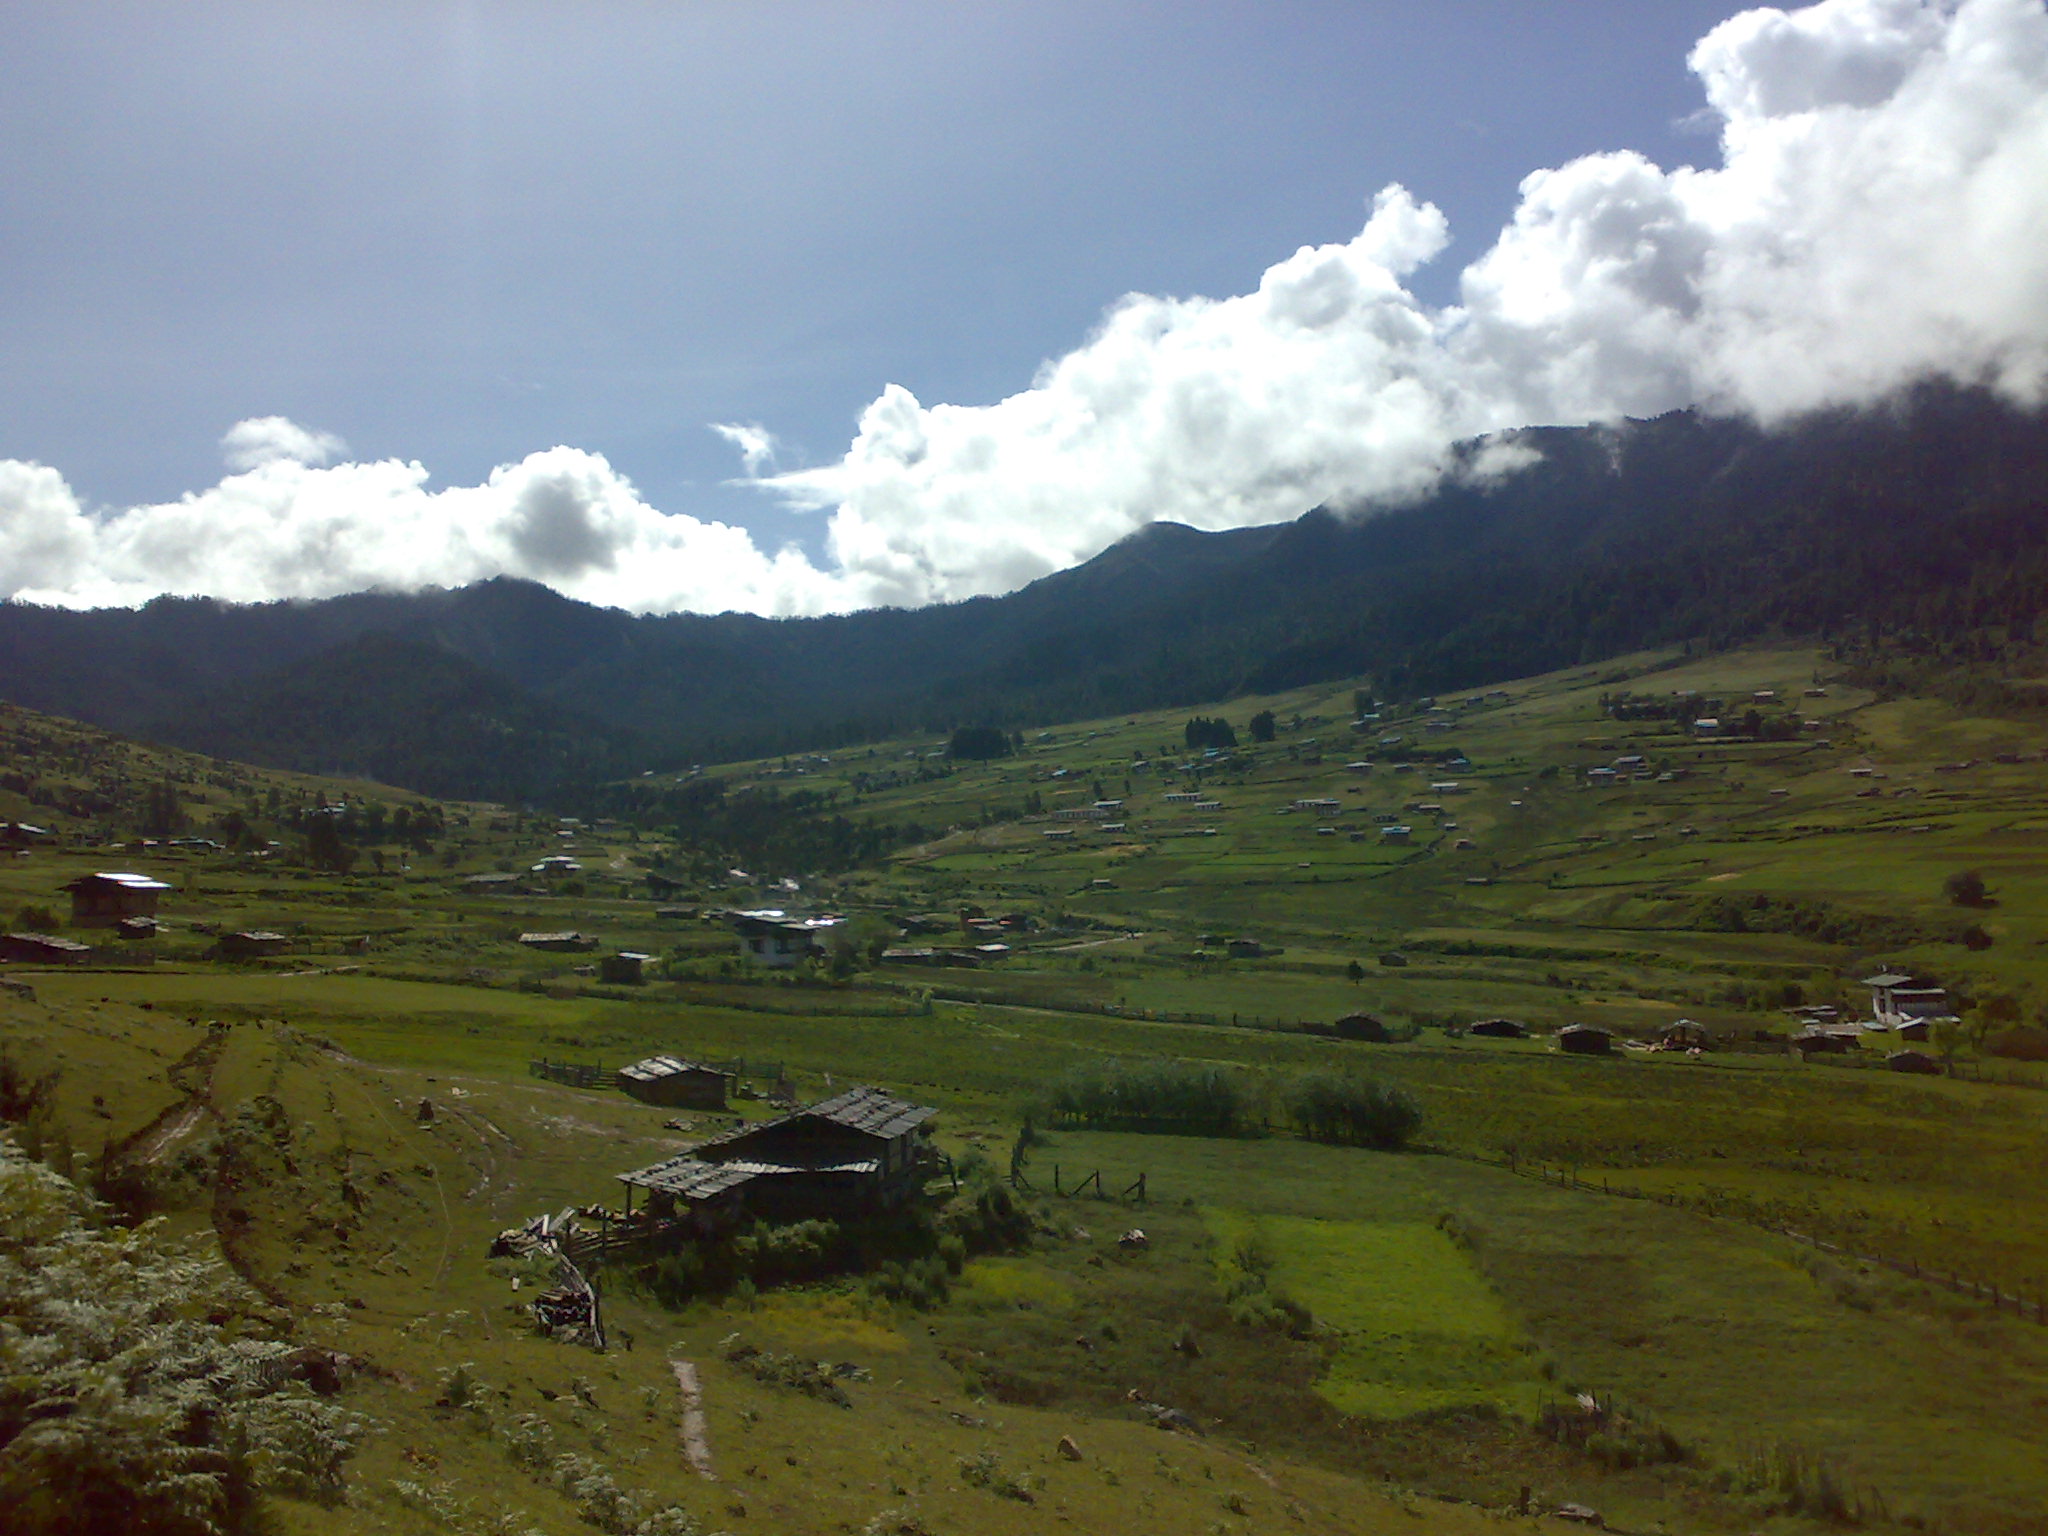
617 1085 938 1225
61 871 170 927
727 909 843 968
616 1055 732 1109
1557 1023 1613 1055
0 932 92 964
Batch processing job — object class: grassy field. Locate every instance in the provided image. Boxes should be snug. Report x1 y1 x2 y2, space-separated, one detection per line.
7 643 2048 1534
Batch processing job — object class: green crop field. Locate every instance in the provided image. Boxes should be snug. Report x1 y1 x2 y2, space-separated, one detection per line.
7 643 2048 1535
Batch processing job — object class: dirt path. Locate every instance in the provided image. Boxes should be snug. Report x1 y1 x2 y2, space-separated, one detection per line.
671 1359 716 1479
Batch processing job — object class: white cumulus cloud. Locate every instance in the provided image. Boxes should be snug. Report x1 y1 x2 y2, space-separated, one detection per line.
219 415 348 472
3 0 2045 616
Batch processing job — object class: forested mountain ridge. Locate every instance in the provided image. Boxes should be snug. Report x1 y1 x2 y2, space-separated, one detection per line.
2 382 2044 798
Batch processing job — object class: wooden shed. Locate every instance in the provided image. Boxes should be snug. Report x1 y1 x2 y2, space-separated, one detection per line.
1466 1018 1528 1039
0 932 91 965
600 951 653 985
1557 1024 1614 1055
216 930 291 959
616 1055 732 1109
1885 1050 1944 1075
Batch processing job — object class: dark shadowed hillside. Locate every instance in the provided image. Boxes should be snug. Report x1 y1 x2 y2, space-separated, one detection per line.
2 383 2045 797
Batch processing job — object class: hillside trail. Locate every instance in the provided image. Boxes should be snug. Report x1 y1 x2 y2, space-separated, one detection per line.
113 1023 229 1170
671 1359 716 1479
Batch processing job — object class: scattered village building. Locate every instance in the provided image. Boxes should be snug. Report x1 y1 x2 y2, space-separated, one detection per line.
617 1085 939 1227
1692 718 1722 737
116 916 160 940
727 909 843 968
531 855 584 876
1331 1012 1390 1042
879 946 940 966
1557 1023 1614 1055
216 930 291 959
1793 1026 1861 1056
1657 1019 1713 1050
1225 938 1265 959
520 931 599 953
1466 1018 1528 1039
1886 1050 1943 1075
1380 825 1412 843
1861 971 1955 1030
0 822 52 849
462 872 526 894
616 1055 732 1109
61 871 170 927
600 951 654 985
0 932 91 964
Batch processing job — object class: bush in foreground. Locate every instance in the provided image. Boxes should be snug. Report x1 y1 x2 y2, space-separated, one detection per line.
0 1133 364 1535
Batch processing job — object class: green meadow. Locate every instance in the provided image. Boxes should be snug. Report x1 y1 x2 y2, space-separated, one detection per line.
7 642 2048 1533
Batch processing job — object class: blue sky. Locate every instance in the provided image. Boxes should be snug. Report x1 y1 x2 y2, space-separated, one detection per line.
3 0 2044 614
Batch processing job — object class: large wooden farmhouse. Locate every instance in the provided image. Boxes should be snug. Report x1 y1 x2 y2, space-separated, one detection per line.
617 1085 937 1228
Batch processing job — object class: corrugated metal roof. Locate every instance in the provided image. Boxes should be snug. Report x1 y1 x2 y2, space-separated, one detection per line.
693 1085 936 1155
65 871 172 892
618 1054 726 1083
617 1157 759 1200
798 1085 938 1139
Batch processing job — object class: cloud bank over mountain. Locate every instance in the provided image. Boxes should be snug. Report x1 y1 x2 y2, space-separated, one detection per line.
4 0 2044 616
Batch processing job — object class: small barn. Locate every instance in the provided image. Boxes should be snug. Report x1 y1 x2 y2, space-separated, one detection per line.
0 932 91 965
520 931 599 953
1886 1050 1943 1075
1331 1013 1391 1042
1793 1027 1860 1056
62 872 170 927
1466 1018 1528 1039
600 951 653 985
1557 1024 1614 1055
616 1055 732 1109
1226 938 1265 959
216 930 291 959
